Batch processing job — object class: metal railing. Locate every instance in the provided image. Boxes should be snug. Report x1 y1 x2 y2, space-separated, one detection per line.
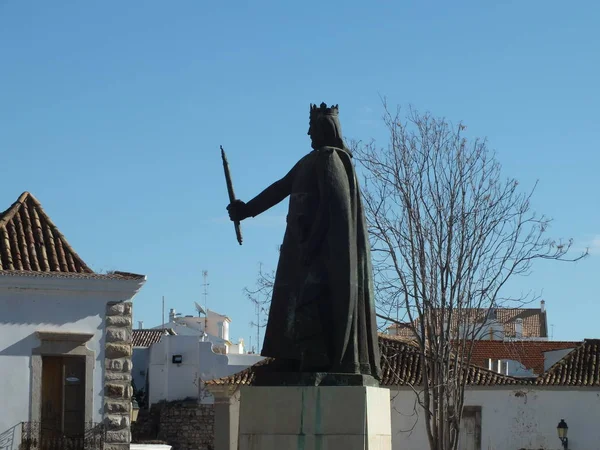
20 422 105 450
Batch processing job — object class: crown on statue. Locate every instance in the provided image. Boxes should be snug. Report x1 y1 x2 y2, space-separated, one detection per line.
310 102 339 119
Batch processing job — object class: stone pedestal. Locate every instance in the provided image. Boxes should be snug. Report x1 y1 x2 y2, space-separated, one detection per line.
238 385 392 450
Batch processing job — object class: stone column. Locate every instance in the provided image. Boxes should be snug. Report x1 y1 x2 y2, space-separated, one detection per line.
208 385 240 450
103 301 133 450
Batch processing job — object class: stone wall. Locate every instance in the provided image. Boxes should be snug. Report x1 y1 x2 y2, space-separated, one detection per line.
132 400 215 450
104 301 133 450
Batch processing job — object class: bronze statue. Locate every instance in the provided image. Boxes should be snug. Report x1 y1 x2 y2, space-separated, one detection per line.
227 103 381 382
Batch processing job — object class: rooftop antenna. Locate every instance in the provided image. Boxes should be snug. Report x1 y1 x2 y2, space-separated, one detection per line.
194 301 206 317
202 270 209 330
162 295 165 330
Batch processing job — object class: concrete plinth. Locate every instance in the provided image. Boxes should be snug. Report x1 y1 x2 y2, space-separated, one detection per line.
238 385 392 450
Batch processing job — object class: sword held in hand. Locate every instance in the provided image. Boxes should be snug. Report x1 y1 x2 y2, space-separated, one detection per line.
220 145 243 245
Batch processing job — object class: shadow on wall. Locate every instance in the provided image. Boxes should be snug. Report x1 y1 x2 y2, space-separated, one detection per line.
0 296 106 327
0 332 100 357
0 423 20 450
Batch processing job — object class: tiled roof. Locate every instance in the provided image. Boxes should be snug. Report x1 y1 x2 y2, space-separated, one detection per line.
0 192 91 273
388 308 547 339
0 269 145 281
132 329 176 347
206 336 522 387
469 340 578 375
537 339 600 386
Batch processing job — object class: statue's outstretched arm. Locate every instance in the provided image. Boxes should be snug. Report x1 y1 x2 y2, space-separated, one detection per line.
244 159 300 218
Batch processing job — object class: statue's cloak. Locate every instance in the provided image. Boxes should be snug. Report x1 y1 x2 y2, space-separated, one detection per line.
256 146 381 378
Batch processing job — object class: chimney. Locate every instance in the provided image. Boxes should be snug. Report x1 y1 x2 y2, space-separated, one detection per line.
514 318 523 339
138 321 144 330
169 308 176 322
540 300 545 313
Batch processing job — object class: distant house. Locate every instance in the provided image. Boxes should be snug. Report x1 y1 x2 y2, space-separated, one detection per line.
131 328 176 406
0 192 146 450
207 336 600 450
133 303 263 406
153 307 245 354
469 339 579 377
387 301 549 341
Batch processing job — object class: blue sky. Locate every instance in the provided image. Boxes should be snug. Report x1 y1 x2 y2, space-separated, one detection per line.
1 1 598 345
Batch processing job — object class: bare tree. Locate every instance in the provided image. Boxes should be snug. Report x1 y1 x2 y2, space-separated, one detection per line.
351 103 587 450
243 262 274 353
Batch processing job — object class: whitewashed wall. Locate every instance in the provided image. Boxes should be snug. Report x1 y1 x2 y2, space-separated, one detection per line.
391 387 600 450
147 335 263 406
0 274 143 442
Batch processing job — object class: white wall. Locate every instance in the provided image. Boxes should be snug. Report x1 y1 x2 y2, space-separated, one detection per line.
148 335 201 404
206 310 229 341
0 274 144 440
391 387 600 450
147 335 263 406
229 339 245 355
544 348 576 372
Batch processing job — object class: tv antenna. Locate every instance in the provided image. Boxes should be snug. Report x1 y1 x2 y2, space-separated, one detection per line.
202 270 209 330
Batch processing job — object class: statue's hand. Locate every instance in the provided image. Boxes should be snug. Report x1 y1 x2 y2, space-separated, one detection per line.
227 200 249 222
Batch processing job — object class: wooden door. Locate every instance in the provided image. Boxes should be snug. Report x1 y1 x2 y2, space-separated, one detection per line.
41 356 63 442
40 356 86 438
459 407 481 450
63 356 86 437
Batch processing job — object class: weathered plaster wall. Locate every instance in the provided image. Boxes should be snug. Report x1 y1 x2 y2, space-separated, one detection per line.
391 387 600 450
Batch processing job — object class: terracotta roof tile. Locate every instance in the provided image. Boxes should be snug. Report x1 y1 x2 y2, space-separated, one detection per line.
206 336 523 387
0 192 91 273
208 338 600 388
132 329 176 347
537 339 600 386
0 269 145 281
388 308 547 339
468 340 578 375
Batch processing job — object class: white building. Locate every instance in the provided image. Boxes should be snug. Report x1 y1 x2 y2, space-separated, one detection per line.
389 338 600 450
131 328 176 404
144 334 263 406
153 307 245 354
0 192 145 450
133 304 263 406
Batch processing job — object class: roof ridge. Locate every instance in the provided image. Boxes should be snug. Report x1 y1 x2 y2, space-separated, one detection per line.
0 192 93 273
133 328 176 333
0 191 31 228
